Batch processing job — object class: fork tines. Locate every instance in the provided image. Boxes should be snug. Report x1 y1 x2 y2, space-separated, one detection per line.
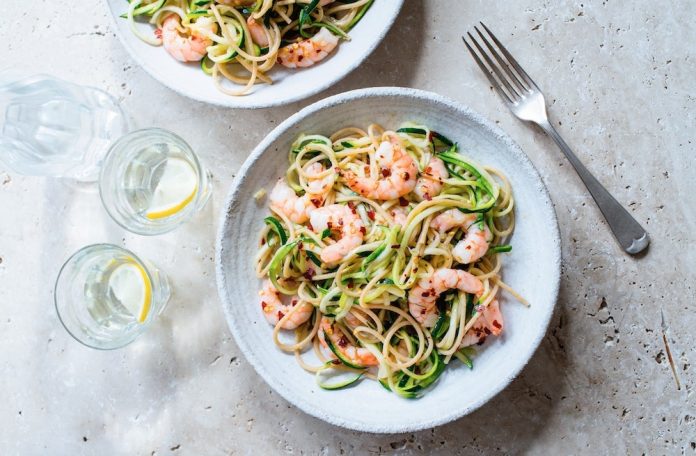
462 23 538 104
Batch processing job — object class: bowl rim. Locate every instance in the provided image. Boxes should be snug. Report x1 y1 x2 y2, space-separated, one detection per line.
104 0 405 109
215 86 562 432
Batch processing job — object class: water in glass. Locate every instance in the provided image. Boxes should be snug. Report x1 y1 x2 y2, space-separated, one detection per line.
0 74 127 180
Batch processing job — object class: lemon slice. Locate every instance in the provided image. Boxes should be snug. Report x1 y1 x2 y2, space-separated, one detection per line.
145 158 198 220
108 262 152 323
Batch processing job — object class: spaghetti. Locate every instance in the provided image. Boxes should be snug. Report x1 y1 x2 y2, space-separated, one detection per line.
256 123 525 397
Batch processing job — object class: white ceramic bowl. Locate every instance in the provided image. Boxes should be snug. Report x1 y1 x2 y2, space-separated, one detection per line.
105 1 403 108
216 87 561 432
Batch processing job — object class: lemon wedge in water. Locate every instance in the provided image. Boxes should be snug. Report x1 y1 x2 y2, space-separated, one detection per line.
145 158 198 220
108 262 152 323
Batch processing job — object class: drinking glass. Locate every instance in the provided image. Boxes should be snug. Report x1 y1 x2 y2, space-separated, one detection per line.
0 73 127 181
99 128 212 235
54 244 170 349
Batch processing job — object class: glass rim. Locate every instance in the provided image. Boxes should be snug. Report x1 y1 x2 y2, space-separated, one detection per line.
98 127 209 236
54 243 156 350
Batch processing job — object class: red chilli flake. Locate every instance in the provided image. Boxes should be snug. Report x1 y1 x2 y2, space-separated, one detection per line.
261 301 267 309
359 226 367 235
403 172 410 180
424 193 432 201
399 197 409 207
311 198 322 208
492 320 502 329
381 168 392 178
291 299 298 307
484 327 492 335
338 336 349 348
154 28 162 39
277 311 285 320
327 221 333 229
367 210 375 221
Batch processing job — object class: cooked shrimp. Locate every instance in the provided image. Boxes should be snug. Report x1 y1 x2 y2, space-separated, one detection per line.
278 27 339 69
389 206 409 226
342 134 418 200
304 162 336 195
259 280 313 330
459 300 503 347
431 209 492 264
246 16 269 47
310 204 365 264
414 157 448 201
161 14 214 63
269 180 318 224
408 268 484 327
319 317 379 367
269 163 334 224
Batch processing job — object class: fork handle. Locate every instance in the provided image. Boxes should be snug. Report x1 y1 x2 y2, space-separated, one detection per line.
537 120 650 254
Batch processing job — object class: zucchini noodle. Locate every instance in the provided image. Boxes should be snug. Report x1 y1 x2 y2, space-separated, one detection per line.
256 123 526 397
124 0 374 96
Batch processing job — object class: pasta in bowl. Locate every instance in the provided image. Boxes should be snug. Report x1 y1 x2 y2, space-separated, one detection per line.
256 123 525 397
217 88 561 431
107 0 403 107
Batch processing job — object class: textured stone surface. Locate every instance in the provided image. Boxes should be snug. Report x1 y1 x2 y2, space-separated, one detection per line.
1 0 694 454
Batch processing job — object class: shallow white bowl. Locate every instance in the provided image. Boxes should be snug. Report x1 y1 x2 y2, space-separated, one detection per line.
105 1 403 108
216 87 561 432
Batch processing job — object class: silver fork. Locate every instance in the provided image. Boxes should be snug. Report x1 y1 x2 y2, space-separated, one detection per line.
463 23 649 255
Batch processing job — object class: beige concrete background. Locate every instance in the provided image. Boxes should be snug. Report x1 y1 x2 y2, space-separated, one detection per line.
1 0 694 454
